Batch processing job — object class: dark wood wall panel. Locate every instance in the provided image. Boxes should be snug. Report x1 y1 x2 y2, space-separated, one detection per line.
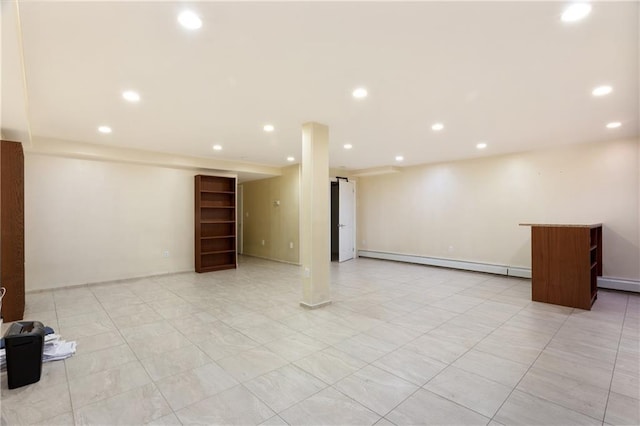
1 140 25 322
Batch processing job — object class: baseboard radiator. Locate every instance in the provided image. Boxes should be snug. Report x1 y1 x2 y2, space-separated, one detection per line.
357 250 640 293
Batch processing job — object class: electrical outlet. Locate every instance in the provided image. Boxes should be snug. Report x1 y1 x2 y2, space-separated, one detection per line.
304 268 310 277
163 250 170 257
448 246 454 253
261 240 265 246
289 242 294 249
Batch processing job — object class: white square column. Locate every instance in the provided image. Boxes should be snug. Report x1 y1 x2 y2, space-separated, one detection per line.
300 122 331 308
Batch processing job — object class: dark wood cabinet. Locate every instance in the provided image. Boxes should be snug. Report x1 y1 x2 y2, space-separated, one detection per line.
195 175 237 272
1 140 25 322
521 223 602 310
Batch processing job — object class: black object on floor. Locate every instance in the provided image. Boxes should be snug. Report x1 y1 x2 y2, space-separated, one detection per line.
4 321 45 389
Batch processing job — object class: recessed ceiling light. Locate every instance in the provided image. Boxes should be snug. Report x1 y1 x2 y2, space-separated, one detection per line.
606 122 621 129
592 85 612 96
98 126 112 134
178 10 202 30
476 142 487 149
122 90 140 102
395 155 404 162
352 87 368 99
344 144 353 150
561 3 592 23
264 124 275 132
213 144 222 151
431 123 444 131
286 156 295 162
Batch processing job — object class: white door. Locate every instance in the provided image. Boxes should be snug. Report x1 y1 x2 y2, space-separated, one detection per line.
338 180 355 262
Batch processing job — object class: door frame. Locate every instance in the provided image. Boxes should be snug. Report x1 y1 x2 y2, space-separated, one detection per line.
330 176 357 262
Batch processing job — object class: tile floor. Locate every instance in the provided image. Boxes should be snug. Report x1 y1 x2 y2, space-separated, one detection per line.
1 256 638 425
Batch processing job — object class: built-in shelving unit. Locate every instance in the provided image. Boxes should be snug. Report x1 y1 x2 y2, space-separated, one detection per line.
1 140 25 322
520 223 602 310
195 175 237 272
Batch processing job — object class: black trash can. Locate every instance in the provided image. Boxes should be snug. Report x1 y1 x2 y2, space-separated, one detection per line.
4 321 45 389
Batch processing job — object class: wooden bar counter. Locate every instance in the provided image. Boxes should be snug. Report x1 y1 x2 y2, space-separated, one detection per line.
520 223 602 310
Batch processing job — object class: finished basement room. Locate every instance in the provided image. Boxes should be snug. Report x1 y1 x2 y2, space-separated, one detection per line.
1 1 638 425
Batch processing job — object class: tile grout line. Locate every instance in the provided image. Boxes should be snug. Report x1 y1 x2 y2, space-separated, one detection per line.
55 290 79 426
600 294 630 426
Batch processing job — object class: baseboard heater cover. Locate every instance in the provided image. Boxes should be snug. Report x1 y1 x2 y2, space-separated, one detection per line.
597 277 640 293
357 250 639 293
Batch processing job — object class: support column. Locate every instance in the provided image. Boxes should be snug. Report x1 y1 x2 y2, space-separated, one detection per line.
300 122 331 309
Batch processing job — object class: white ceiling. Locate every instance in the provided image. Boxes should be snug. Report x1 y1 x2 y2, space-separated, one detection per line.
2 1 638 172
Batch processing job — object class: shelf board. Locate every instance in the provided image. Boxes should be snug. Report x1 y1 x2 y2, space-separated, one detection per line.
201 235 235 240
200 206 235 209
591 262 597 269
590 245 597 251
201 249 235 255
200 220 235 224
198 264 236 272
199 190 235 194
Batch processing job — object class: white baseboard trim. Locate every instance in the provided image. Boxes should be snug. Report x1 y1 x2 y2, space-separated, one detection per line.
506 267 532 279
597 277 640 293
358 250 639 293
358 250 515 276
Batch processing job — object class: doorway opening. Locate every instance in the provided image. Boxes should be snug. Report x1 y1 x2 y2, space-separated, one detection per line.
331 177 355 262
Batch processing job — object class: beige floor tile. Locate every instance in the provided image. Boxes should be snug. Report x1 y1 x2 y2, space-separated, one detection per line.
68 360 151 408
146 413 183 425
279 387 380 426
294 347 367 384
119 320 177 342
193 329 260 360
175 385 275 425
65 344 137 380
127 332 192 359
156 362 239 410
334 332 398 363
386 388 489 426
259 415 289 425
74 383 170 425
241 321 298 344
244 364 327 412
111 310 164 329
494 389 601 425
425 366 512 417
517 367 609 420
611 368 640 400
474 338 542 365
301 320 360 345
140 344 211 381
604 391 640 426
452 349 529 387
217 347 289 382
334 365 419 416
29 411 75 426
363 323 422 347
264 332 328 361
106 302 158 319
533 348 614 388
373 347 447 386
404 334 471 364
0 382 72 425
73 330 126 354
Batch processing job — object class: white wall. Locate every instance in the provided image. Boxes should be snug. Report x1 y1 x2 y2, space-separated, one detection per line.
357 139 640 281
25 154 196 290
